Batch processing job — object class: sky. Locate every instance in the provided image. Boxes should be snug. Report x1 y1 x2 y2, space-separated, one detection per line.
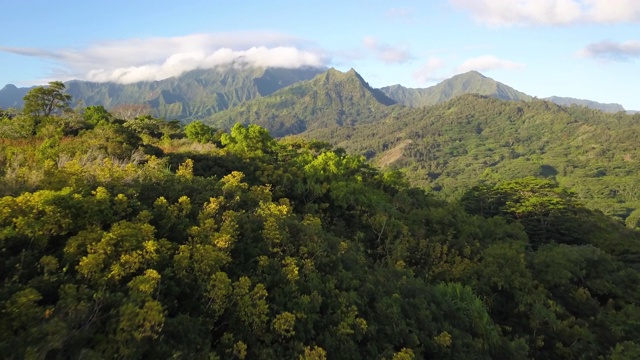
1 0 639 110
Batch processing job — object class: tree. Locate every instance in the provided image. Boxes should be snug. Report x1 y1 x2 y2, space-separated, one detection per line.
184 121 216 143
83 105 112 126
22 81 72 118
122 115 165 139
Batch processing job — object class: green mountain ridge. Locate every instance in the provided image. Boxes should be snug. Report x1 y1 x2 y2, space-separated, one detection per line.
2 67 631 117
380 71 533 107
0 67 325 120
203 68 397 137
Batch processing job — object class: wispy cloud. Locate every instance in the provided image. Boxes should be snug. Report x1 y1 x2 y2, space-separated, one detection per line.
363 36 412 64
413 57 445 83
579 40 640 60
450 0 640 26
456 55 524 72
0 32 329 84
385 7 414 20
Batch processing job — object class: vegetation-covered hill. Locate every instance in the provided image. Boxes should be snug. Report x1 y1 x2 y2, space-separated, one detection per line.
1 84 640 359
203 68 397 137
294 94 640 223
380 71 533 107
193 69 640 224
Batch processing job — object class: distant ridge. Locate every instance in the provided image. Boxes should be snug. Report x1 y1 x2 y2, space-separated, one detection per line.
0 84 32 109
1 68 635 117
380 71 532 107
0 67 325 120
544 96 626 113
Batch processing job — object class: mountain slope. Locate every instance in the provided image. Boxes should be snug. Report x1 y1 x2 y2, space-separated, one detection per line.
1 67 325 120
381 71 532 107
297 94 640 220
203 68 397 137
545 96 626 113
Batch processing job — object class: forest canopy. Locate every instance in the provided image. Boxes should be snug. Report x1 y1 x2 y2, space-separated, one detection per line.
1 83 640 359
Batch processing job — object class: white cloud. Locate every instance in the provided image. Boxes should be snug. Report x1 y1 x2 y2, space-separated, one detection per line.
450 0 640 26
579 40 640 60
586 0 640 23
362 36 412 64
456 55 525 72
0 32 329 84
413 57 445 83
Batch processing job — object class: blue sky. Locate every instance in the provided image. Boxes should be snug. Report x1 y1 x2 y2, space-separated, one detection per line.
1 0 639 109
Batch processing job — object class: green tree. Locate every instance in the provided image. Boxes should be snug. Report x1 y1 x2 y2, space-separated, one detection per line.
23 81 72 118
83 105 112 126
185 121 217 143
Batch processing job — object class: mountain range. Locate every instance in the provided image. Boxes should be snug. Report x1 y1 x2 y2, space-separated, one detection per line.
2 65 639 223
197 68 640 223
0 66 325 120
0 67 632 119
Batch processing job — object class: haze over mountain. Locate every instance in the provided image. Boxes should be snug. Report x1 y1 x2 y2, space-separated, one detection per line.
0 84 32 109
544 96 626 113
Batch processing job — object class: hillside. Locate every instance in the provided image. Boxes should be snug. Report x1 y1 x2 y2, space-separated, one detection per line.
203 68 397 136
297 94 640 221
1 98 640 358
380 71 532 107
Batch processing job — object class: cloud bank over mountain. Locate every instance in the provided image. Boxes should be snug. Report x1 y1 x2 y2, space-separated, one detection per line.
0 32 328 84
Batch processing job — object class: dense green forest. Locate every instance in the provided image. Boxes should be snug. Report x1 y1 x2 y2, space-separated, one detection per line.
1 82 640 359
202 69 640 225
300 94 640 223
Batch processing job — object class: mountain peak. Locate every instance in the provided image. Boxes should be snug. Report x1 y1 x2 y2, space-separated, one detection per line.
204 67 396 136
381 71 531 107
304 68 395 106
1 84 18 91
0 84 31 109
461 70 486 77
